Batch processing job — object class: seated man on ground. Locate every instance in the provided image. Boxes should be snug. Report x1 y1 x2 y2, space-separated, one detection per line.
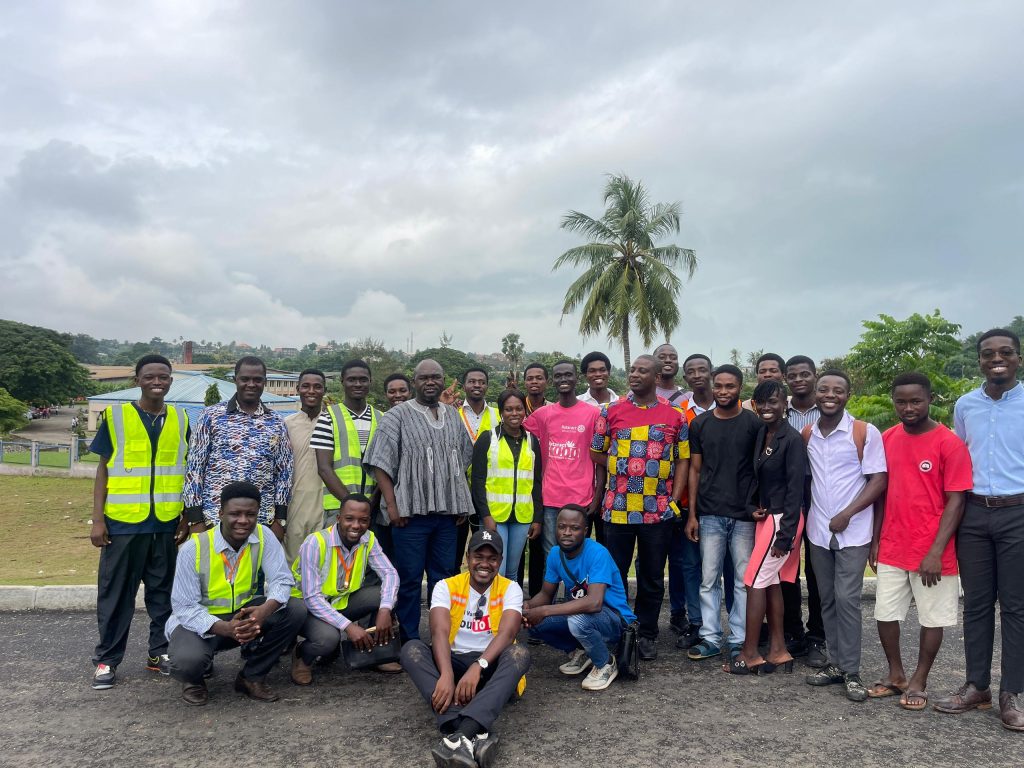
401 530 530 768
166 481 306 705
523 504 637 691
290 493 401 683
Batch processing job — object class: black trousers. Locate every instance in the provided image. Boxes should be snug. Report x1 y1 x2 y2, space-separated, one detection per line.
517 537 548 597
93 532 176 667
295 585 383 663
168 597 306 684
959 500 1024 694
604 520 672 640
780 530 825 643
453 516 480 574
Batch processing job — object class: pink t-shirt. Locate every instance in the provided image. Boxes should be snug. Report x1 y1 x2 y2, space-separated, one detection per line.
523 401 599 508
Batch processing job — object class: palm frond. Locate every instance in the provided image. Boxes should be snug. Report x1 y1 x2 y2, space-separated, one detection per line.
560 211 618 242
649 245 697 278
553 243 616 271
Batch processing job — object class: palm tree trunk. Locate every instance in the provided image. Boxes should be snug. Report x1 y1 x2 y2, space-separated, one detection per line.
621 316 631 372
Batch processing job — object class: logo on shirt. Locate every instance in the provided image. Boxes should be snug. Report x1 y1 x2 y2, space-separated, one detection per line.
576 424 586 433
919 460 933 473
549 439 580 460
461 614 492 633
569 579 589 600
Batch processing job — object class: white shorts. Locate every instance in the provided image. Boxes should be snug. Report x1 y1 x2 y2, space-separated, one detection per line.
873 563 960 628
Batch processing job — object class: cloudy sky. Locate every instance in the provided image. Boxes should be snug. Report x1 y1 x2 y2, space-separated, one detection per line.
1 1 1021 364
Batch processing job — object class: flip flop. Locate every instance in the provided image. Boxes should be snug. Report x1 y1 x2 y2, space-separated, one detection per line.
900 690 928 711
867 680 905 698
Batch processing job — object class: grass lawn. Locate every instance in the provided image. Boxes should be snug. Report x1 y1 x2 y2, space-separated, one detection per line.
0 475 97 586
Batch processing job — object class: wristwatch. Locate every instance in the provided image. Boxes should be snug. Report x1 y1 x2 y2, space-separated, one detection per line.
475 657 489 670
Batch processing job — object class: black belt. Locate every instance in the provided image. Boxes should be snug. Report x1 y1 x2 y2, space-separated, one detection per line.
967 492 1024 508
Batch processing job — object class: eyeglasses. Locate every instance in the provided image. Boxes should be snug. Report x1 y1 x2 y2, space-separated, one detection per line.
473 595 487 621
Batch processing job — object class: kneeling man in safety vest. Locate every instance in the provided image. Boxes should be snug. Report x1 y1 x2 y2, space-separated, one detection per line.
289 493 401 683
166 481 306 705
401 529 531 768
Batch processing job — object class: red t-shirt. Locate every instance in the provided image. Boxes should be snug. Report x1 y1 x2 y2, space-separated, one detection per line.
878 424 973 575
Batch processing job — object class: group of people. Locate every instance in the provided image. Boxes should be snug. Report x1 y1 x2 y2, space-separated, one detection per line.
86 328 1024 767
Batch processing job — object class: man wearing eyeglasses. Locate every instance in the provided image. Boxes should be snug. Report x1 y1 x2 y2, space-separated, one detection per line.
401 530 531 768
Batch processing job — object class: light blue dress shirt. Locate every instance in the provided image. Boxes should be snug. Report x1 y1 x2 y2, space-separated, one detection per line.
953 382 1024 496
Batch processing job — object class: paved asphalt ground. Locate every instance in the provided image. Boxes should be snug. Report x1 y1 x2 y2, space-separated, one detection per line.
0 601 1019 768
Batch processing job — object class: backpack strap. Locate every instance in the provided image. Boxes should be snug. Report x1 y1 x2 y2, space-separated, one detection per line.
852 419 867 463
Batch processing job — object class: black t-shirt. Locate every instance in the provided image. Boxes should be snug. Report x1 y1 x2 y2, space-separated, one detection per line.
689 408 760 520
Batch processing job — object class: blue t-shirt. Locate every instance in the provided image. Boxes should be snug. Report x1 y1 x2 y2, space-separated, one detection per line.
90 404 189 536
543 539 636 623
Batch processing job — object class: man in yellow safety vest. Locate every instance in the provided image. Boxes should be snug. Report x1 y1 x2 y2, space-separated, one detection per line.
165 481 306 706
89 354 189 690
314 359 383 528
289 493 401 683
401 529 531 768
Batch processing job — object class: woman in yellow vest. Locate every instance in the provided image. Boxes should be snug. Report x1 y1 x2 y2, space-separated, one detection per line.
470 389 543 580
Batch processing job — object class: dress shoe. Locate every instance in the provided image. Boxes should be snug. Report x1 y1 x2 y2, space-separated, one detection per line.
933 682 992 714
638 637 657 661
999 691 1024 731
291 646 313 686
805 640 827 669
234 673 280 702
181 682 208 706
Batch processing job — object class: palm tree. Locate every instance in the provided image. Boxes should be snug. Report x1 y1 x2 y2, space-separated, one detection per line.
555 174 696 370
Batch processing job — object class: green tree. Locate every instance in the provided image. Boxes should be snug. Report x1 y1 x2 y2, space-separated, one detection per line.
844 310 972 427
501 333 525 387
0 387 29 434
0 319 91 405
555 174 697 370
204 383 221 406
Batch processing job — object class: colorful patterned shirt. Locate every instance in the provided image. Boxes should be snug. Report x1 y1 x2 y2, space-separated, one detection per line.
591 397 689 524
183 396 294 525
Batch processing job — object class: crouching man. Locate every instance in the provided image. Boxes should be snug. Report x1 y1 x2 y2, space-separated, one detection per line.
523 504 636 691
401 530 530 768
289 493 401 683
166 481 306 705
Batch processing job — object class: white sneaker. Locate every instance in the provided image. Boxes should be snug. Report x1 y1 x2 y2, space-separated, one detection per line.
92 663 116 690
558 648 594 676
581 657 618 691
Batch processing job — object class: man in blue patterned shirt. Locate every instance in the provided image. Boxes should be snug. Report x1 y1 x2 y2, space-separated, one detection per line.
183 357 293 541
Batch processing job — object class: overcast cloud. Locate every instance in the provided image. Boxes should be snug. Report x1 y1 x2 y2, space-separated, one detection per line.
1 1 1022 363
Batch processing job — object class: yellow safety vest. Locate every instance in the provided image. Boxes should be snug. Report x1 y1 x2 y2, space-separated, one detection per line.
484 430 535 524
290 528 374 610
104 403 188 524
459 404 499 443
194 525 265 616
323 404 380 510
446 571 526 695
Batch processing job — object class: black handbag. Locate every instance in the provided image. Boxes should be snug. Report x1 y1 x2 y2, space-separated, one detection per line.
615 620 640 682
340 626 401 670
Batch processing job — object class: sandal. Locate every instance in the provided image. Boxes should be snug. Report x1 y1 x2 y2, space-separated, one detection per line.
722 657 764 675
867 680 905 698
900 690 928 711
687 640 721 660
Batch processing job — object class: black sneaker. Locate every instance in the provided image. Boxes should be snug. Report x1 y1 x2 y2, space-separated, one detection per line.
806 663 844 686
92 663 116 690
674 623 701 650
638 636 657 660
146 654 171 676
844 673 868 701
786 636 809 657
669 611 688 634
806 640 827 668
473 732 501 768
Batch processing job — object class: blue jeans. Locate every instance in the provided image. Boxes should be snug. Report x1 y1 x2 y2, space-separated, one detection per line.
528 605 623 668
697 515 755 649
668 517 702 625
391 514 456 642
493 521 531 581
542 506 559 559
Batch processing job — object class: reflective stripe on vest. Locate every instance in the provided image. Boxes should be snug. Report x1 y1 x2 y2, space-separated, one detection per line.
195 525 265 615
290 528 375 610
104 403 187 524
323 404 379 509
484 430 535 524
446 571 526 696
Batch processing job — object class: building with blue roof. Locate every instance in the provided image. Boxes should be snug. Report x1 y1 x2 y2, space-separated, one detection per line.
86 370 298 430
